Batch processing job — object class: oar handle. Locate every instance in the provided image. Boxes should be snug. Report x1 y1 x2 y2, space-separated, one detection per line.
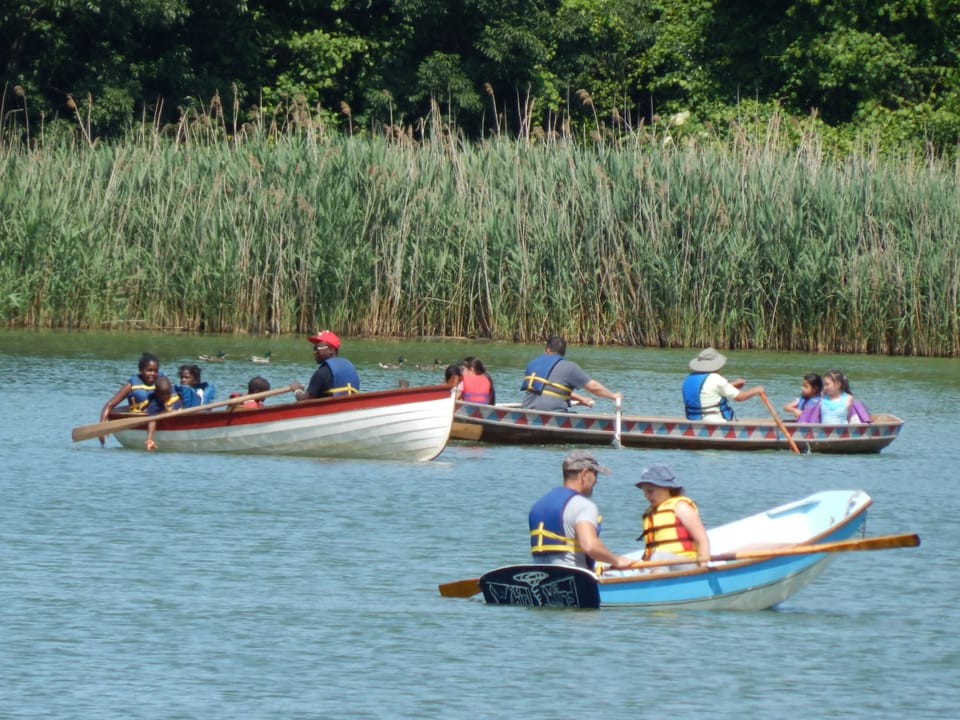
611 395 623 449
72 384 297 442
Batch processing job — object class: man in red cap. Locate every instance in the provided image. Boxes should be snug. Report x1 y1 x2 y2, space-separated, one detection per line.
292 330 361 400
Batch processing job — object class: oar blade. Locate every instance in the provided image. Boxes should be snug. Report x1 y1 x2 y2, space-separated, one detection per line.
853 533 920 551
438 578 481 598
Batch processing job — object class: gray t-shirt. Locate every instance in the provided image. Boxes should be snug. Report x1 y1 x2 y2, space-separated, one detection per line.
521 359 591 411
536 494 600 569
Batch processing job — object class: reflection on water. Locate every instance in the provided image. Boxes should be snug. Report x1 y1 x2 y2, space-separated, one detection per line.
1 330 958 719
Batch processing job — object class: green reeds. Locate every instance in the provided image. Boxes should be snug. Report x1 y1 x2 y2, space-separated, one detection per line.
1 116 958 356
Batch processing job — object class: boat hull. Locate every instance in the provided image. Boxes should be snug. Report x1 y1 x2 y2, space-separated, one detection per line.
478 490 872 610
113 385 456 462
452 402 902 453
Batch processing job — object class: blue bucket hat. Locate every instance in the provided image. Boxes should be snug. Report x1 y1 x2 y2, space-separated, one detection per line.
635 464 682 489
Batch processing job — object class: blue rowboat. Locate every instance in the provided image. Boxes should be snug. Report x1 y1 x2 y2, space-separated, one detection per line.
472 490 917 610
452 401 903 454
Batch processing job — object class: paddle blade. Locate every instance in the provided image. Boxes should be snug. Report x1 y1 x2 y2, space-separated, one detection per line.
850 533 920 550
438 578 481 598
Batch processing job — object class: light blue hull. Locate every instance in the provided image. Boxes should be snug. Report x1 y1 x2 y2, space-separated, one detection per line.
598 490 871 610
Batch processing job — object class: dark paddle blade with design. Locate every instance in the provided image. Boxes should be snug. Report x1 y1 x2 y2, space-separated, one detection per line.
479 564 600 608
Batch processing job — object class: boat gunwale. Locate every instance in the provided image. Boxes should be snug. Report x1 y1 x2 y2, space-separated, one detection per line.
597 493 873 587
109 384 455 432
452 401 902 453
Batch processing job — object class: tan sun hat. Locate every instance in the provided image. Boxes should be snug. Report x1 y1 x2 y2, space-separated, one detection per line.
688 347 727 372
562 449 611 475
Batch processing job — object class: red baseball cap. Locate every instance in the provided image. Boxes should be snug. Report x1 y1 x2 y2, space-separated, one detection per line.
307 330 341 349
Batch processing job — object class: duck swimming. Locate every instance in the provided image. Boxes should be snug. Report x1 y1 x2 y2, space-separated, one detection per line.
249 352 272 364
378 356 406 369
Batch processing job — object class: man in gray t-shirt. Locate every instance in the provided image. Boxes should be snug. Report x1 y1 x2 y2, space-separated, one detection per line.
521 336 621 412
528 450 634 571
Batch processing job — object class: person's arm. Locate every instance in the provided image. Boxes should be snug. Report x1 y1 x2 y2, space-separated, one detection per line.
582 378 622 403
569 391 594 408
674 501 711 566
145 420 158 451
733 384 765 402
101 383 132 421
783 399 801 418
575 521 634 569
299 366 333 400
99 383 132 446
291 380 307 401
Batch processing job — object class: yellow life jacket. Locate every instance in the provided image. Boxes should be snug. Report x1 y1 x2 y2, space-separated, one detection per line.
640 495 697 560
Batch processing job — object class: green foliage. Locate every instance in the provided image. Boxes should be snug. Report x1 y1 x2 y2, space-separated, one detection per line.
2 1 959 152
1 124 958 355
413 53 483 113
270 28 371 106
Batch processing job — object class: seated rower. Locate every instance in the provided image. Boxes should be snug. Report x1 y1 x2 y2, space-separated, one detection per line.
99 352 162 446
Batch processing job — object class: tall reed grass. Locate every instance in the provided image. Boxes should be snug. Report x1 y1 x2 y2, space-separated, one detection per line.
1 113 958 356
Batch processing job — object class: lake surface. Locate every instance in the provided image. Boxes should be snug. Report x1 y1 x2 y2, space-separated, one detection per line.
1 330 958 719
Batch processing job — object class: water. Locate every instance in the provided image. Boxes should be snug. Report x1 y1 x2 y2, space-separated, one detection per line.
1 330 958 719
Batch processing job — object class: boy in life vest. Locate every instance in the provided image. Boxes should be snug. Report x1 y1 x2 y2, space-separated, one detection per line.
144 376 183 451
635 464 711 572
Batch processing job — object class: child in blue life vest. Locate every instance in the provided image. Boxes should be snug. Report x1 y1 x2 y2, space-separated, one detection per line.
99 352 162 446
144 376 183 451
176 363 215 407
783 373 823 419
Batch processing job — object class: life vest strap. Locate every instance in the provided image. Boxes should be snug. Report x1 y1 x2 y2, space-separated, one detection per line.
530 522 581 553
523 374 573 399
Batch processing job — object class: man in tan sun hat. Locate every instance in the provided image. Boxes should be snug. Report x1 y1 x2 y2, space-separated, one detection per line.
292 329 361 400
682 347 765 422
527 450 634 572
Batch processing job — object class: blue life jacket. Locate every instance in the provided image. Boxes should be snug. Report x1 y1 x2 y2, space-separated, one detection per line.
197 381 215 403
126 373 159 412
176 385 204 408
521 354 571 400
146 392 182 415
529 486 599 570
683 372 734 420
324 357 360 397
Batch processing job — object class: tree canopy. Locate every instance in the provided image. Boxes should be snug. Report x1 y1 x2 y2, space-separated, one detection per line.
2 0 958 150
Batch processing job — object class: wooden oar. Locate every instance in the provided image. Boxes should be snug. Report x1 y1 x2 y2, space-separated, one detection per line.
622 532 920 571
611 396 622 449
440 533 921 597
71 384 296 442
760 390 801 454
